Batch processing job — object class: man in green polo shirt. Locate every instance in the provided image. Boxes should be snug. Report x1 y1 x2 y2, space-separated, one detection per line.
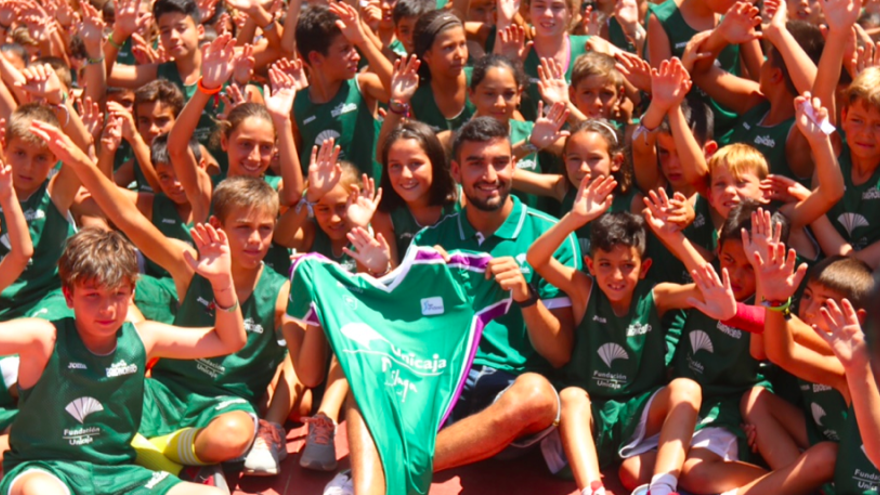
333 117 581 495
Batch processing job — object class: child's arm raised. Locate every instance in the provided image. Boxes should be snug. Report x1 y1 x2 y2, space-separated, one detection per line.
526 176 615 310
78 0 107 106
660 60 709 189
812 0 861 124
105 0 159 88
375 55 420 164
512 101 570 159
762 0 817 96
512 169 567 202
108 100 160 192
537 58 588 126
330 2 393 102
264 61 304 207
139 224 247 360
653 263 736 319
0 160 32 293
168 35 238 223
643 188 711 273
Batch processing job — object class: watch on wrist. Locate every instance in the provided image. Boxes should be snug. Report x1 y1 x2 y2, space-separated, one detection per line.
516 282 540 308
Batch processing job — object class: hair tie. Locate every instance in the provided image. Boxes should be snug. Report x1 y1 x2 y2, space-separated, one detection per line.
593 120 619 145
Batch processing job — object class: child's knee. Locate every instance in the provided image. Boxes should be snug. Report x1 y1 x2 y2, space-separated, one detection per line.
12 472 68 495
739 386 770 419
805 442 839 478
619 454 652 490
668 377 702 408
559 386 590 409
205 412 255 456
680 450 722 492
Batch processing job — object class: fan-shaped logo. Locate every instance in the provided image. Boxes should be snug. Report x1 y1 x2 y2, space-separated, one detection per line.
315 129 341 145
65 397 104 424
340 322 389 350
811 403 826 426
689 330 714 354
597 343 628 368
838 212 869 237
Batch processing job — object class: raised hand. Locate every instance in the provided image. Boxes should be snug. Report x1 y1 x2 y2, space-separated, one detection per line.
225 0 261 15
615 52 652 93
307 138 343 200
642 187 681 237
681 30 713 74
753 241 807 302
264 64 297 120
820 0 861 32
77 96 104 142
795 92 834 141
0 160 14 202
816 298 870 369
390 55 420 104
614 0 641 36
537 58 571 106
650 58 691 112
201 34 238 90
346 174 382 228
741 207 780 267
342 227 392 276
529 101 571 150
184 223 233 285
131 32 160 64
197 0 219 22
0 0 18 27
113 0 143 37
761 0 787 36
232 44 256 86
496 24 532 62
497 0 521 23
106 100 137 141
854 41 880 76
274 57 309 91
667 191 696 230
77 0 105 48
16 64 65 105
760 174 811 203
688 264 737 320
27 120 91 166
218 84 254 120
581 5 602 36
716 1 762 44
329 1 365 44
101 116 123 153
570 174 616 225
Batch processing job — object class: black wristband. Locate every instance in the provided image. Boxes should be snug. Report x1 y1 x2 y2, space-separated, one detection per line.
516 282 540 309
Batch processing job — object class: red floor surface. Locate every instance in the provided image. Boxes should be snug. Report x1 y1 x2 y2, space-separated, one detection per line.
232 422 627 495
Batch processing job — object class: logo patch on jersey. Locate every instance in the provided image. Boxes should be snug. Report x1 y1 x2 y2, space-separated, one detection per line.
863 187 880 200
22 209 46 222
690 330 714 354
161 218 177 224
68 362 87 370
692 213 706 229
597 343 628 368
303 115 317 125
716 321 742 339
811 402 826 426
331 102 358 117
64 397 104 445
145 471 170 489
753 135 776 148
196 359 226 379
838 212 869 237
244 318 264 334
592 315 607 324
214 398 248 410
742 122 752 130
517 158 537 170
813 383 832 392
341 322 389 350
420 297 444 316
515 253 531 274
851 463 879 491
626 323 652 337
315 129 341 145
106 360 138 377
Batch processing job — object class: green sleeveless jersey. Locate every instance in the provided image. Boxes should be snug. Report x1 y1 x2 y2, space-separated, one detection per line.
566 280 665 399
0 180 75 319
152 268 287 405
510 119 544 210
157 63 222 151
673 301 764 397
146 193 193 279
725 101 803 182
412 196 581 373
294 79 381 179
287 247 511 495
411 68 475 132
388 202 459 259
799 379 848 444
608 16 637 54
834 406 880 494
649 0 740 139
4 318 146 471
561 188 636 256
827 147 880 250
311 223 357 273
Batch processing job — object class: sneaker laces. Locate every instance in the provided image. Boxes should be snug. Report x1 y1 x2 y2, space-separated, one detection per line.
304 415 334 445
256 420 282 449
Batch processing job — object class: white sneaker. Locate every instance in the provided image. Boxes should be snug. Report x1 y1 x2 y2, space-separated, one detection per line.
323 470 353 495
300 413 337 471
242 419 287 476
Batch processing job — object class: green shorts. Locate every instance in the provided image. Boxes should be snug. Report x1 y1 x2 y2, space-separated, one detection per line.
139 376 257 438
592 387 662 468
134 276 178 325
0 460 181 495
25 289 74 321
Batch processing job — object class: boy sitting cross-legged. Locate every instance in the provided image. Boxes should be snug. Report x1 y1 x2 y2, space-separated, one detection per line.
527 176 739 495
0 223 245 495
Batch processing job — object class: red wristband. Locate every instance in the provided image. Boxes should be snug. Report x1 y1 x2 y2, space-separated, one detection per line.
197 77 223 95
722 302 766 334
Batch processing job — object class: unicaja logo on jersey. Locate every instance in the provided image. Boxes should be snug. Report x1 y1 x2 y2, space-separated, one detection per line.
64 397 103 446
420 297 444 316
626 322 651 337
753 135 776 148
598 343 628 368
68 362 87 370
331 102 357 117
244 318 264 334
106 360 138 378
838 212 869 237
689 330 714 354
515 253 531 273
863 188 880 200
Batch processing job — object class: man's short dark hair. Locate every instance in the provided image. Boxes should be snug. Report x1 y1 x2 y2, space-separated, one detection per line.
153 0 200 25
452 116 509 162
296 5 342 62
590 212 647 256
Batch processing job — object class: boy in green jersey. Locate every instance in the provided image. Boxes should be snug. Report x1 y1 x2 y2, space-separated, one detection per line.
528 176 740 495
391 0 434 56
30 124 298 478
0 223 246 495
293 3 392 179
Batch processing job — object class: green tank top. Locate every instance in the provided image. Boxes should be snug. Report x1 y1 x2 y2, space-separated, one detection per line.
725 101 802 182
673 299 764 397
565 280 665 399
411 67 476 132
799 379 848 444
608 16 637 54
153 268 288 405
310 224 357 273
834 406 879 494
156 62 222 152
146 193 193 279
388 202 459 259
388 38 408 58
510 119 545 210
827 147 880 250
561 187 635 256
294 79 381 179
4 318 145 471
649 0 740 139
0 180 75 317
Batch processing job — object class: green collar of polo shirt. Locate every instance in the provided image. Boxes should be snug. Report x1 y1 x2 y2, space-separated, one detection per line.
456 195 528 243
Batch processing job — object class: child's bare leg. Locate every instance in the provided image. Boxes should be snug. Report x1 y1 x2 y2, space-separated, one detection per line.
680 448 766 495
740 387 807 469
194 410 256 463
318 357 349 423
642 378 702 494
559 387 601 491
619 452 657 491
264 358 306 425
9 471 67 495
734 442 837 495
346 395 385 495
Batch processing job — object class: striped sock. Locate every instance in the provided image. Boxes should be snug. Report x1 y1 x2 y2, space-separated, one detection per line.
150 427 210 466
131 433 183 475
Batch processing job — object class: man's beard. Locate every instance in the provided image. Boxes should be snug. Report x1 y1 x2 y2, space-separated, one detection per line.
465 181 510 212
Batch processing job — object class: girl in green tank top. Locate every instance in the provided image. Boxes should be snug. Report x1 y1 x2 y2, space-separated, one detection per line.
373 120 459 265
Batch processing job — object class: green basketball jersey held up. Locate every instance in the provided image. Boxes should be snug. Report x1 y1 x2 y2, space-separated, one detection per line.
561 189 636 257
411 68 476 132
151 268 287 406
834 406 880 494
294 78 381 179
673 302 764 397
724 101 802 182
4 318 146 471
565 280 665 399
827 146 880 250
287 247 511 495
799 379 848 444
147 193 193 279
412 196 581 374
649 0 740 139
388 202 459 260
0 180 75 320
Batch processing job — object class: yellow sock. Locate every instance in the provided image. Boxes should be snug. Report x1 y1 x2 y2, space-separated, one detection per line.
153 427 210 466
131 433 183 475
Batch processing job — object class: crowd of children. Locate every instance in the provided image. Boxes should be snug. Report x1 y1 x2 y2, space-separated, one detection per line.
0 0 876 492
